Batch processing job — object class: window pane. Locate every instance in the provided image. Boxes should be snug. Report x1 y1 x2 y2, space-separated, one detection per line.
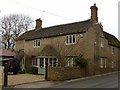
53 58 57 67
35 58 37 66
45 58 48 66
34 40 36 46
37 40 40 46
111 61 115 68
100 58 103 68
104 59 107 68
100 42 104 48
33 58 37 66
112 47 114 54
73 35 75 43
49 58 52 66
34 39 40 47
69 35 72 43
40 58 44 67
66 36 69 43
65 35 76 45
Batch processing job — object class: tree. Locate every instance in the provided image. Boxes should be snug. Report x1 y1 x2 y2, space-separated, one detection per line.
0 14 33 49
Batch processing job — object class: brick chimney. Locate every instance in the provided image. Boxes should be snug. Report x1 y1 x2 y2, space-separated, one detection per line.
35 18 42 30
90 3 98 22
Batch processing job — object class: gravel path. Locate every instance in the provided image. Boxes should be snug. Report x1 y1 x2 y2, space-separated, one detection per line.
8 74 45 86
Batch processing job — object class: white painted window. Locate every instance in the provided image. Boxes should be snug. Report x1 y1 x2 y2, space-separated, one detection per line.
53 58 57 67
104 58 107 68
49 58 52 67
49 58 58 67
100 42 104 48
39 58 44 68
100 58 107 68
32 58 38 66
111 61 115 68
33 39 40 47
34 57 58 68
65 35 76 45
112 47 115 54
100 58 104 68
65 58 74 67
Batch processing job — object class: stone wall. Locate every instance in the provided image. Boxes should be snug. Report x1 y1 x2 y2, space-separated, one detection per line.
0 66 4 87
47 67 86 81
47 66 117 81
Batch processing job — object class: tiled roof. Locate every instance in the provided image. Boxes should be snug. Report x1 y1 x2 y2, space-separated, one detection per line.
0 49 15 57
16 19 92 41
16 19 120 48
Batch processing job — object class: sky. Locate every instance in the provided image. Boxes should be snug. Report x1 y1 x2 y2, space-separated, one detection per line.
0 0 119 39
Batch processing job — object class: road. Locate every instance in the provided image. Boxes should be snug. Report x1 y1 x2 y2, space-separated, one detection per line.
52 72 119 88
3 71 119 89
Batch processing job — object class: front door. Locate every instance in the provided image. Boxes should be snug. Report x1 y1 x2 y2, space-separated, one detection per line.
37 57 58 75
38 58 45 75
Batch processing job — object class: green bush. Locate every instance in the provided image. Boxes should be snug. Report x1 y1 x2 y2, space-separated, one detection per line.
74 56 88 68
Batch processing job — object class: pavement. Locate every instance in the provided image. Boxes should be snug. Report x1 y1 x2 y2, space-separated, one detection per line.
0 71 118 89
12 71 119 88
0 73 45 89
8 74 45 86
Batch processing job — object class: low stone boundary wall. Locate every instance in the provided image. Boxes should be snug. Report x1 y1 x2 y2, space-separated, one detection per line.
0 66 4 87
47 67 86 81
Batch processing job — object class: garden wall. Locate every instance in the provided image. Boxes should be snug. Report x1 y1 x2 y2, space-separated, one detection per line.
0 66 4 87
47 67 86 81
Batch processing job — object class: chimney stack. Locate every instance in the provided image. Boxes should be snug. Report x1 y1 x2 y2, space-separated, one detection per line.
90 3 98 22
35 18 42 30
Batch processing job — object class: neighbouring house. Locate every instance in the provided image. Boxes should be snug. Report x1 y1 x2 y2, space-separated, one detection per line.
0 49 16 65
15 4 120 79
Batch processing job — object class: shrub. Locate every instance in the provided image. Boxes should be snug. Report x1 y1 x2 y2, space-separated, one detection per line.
74 56 88 68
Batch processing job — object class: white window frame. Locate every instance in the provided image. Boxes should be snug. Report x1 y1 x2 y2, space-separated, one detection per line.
65 35 76 45
100 58 107 68
112 47 115 54
111 61 115 68
49 57 58 67
67 58 74 67
32 58 38 66
100 58 104 68
104 58 107 68
100 42 104 48
33 39 40 47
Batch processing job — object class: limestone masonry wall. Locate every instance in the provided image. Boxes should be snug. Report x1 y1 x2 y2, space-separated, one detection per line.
47 67 86 81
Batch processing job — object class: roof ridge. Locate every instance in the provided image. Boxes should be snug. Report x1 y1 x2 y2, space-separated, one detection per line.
42 19 91 29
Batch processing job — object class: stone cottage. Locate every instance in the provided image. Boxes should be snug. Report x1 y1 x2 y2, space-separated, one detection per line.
15 4 120 77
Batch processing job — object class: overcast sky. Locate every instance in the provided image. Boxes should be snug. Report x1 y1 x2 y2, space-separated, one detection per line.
0 0 119 38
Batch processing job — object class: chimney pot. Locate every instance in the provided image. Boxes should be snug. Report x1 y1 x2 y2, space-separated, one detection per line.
90 3 98 22
35 18 42 30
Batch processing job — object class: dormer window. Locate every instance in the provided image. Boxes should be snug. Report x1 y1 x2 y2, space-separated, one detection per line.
65 35 76 45
33 39 40 47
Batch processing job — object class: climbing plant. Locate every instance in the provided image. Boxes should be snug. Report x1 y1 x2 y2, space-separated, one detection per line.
74 56 88 68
